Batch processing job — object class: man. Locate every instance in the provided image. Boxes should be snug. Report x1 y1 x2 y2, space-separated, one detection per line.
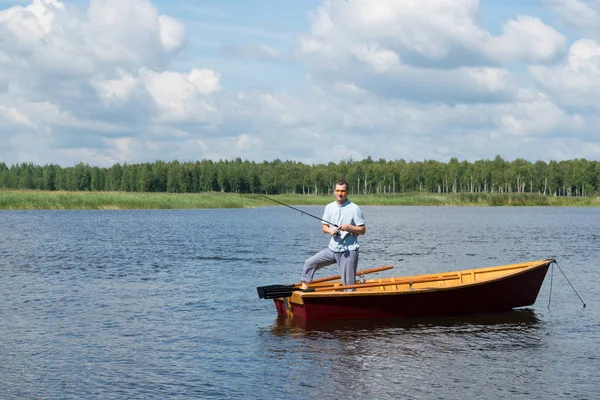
301 179 366 290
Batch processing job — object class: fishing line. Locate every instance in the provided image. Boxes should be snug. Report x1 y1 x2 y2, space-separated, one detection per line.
257 194 339 228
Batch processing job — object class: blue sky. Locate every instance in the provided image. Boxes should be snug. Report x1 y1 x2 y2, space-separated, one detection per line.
1 0 599 167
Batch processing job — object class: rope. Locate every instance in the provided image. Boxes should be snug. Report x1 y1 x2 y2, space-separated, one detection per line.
552 260 587 309
547 261 554 309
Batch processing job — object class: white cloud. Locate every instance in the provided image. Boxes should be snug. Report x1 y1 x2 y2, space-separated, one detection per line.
547 0 600 31
0 0 186 81
0 0 599 168
0 105 37 128
488 15 566 63
494 97 584 136
530 38 600 108
300 0 566 67
158 15 186 52
92 67 222 123
235 134 260 152
0 0 208 166
93 70 138 104
141 68 221 122
87 0 186 63
298 0 566 104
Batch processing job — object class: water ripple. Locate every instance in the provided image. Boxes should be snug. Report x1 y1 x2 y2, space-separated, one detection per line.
0 208 598 398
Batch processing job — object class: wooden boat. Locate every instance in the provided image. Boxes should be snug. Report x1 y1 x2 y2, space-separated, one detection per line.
257 259 554 320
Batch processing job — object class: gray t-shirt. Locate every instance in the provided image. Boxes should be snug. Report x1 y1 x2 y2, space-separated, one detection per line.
321 199 365 252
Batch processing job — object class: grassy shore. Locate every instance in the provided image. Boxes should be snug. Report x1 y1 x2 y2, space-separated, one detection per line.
1 190 600 210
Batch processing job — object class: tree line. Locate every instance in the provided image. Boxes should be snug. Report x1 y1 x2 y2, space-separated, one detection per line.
0 156 598 196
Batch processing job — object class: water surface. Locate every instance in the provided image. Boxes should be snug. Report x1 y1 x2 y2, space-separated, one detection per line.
0 206 598 399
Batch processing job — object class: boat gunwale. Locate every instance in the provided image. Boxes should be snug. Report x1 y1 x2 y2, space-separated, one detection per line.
294 259 553 300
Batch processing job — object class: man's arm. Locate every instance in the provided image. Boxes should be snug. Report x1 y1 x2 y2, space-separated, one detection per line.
338 223 366 235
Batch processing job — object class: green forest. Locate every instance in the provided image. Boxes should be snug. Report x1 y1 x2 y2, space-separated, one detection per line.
0 156 598 196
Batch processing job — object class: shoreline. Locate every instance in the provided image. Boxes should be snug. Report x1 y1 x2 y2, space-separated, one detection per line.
1 190 599 210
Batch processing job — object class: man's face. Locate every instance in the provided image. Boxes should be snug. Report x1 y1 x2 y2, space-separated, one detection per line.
334 184 348 203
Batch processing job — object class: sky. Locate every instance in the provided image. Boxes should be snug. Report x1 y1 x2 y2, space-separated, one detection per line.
0 0 599 167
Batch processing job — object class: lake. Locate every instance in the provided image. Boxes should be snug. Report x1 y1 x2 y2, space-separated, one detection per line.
0 206 598 399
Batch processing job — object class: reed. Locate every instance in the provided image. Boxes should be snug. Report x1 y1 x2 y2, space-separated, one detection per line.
0 190 257 210
1 190 599 210
273 192 600 207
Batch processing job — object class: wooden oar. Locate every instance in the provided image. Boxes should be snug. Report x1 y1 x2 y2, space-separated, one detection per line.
256 265 394 299
311 265 393 285
311 275 460 292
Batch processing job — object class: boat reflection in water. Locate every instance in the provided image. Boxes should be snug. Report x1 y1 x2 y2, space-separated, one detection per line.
262 309 546 399
270 309 540 336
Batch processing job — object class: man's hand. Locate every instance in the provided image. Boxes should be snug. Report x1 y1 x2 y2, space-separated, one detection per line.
339 224 353 233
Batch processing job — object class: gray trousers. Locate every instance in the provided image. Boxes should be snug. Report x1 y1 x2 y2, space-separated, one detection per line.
301 248 359 287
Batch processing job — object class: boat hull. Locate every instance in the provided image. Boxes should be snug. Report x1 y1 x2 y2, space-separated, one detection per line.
273 260 550 320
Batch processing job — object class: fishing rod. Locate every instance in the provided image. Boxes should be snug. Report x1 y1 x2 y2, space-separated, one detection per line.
257 194 339 228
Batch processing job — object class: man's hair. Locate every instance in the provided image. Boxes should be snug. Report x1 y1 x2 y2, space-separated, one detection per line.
335 179 349 189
